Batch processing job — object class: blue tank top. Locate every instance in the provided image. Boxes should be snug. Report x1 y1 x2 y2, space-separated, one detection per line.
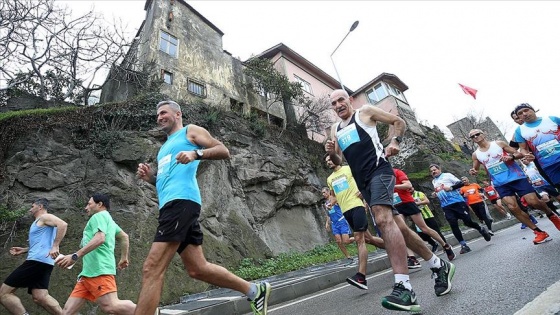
336 110 390 191
326 202 344 222
27 218 57 265
474 141 526 186
156 126 201 208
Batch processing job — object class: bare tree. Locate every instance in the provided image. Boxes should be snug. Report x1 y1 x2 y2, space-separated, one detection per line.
0 0 137 104
295 94 334 139
448 109 506 152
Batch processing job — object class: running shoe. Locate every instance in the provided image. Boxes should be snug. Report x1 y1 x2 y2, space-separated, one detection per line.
480 226 492 242
533 230 550 245
407 257 422 269
431 243 439 253
488 230 495 236
431 260 456 296
249 282 271 315
443 244 456 261
381 282 421 312
506 213 512 220
346 273 368 290
520 223 527 229
459 245 471 254
548 215 560 231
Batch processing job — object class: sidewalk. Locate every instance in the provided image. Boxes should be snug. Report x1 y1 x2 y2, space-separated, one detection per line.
161 218 520 315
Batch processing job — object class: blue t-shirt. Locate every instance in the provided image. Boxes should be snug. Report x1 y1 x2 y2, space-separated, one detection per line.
432 173 465 207
156 126 201 208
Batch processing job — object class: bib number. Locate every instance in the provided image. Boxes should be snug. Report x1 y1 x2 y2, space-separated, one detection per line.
536 139 560 159
332 177 350 194
393 192 402 205
337 123 360 151
487 160 507 176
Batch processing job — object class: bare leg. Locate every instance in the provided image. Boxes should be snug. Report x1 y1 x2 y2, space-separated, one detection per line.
394 215 434 261
0 284 26 315
352 231 368 275
180 244 251 293
409 213 447 247
524 193 556 215
334 234 351 258
97 292 136 315
502 196 538 228
61 297 87 315
371 205 408 274
134 241 181 315
364 229 385 249
31 288 62 315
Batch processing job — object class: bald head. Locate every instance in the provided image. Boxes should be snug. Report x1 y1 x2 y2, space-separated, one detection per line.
330 89 350 103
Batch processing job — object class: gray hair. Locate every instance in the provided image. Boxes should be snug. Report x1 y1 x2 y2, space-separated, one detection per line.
156 100 181 112
34 198 49 210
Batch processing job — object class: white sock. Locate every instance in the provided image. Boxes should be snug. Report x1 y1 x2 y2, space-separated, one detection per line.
427 254 442 269
246 283 259 300
395 274 412 290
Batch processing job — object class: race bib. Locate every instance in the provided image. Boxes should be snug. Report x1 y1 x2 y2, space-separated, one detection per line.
536 139 560 159
487 160 507 176
487 190 496 196
332 177 350 194
393 192 402 205
337 123 360 151
157 154 172 176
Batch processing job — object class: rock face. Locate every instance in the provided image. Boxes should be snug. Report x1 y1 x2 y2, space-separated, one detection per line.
0 101 331 311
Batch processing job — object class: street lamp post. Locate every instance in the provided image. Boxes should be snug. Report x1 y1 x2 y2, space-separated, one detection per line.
330 20 359 90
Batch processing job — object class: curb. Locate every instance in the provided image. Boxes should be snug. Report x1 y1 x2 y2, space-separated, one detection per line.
162 218 520 314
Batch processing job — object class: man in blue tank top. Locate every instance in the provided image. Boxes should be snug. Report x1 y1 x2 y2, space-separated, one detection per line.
135 100 270 315
325 90 455 313
0 198 68 315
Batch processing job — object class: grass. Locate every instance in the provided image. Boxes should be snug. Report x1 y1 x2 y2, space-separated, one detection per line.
233 242 379 281
0 106 77 122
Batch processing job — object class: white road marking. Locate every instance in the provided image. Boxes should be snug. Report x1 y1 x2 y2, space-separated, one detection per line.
514 279 560 315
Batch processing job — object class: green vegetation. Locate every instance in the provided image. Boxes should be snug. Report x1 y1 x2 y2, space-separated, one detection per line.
233 242 378 281
0 106 77 122
407 170 431 180
0 204 27 223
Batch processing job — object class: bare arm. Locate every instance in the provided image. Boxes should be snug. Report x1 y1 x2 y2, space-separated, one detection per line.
360 105 407 157
57 231 105 269
137 163 156 185
115 230 130 270
415 193 430 206
176 124 230 164
395 179 412 190
40 214 68 258
325 123 344 165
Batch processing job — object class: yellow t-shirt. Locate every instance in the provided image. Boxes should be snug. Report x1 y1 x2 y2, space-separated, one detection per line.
327 165 364 213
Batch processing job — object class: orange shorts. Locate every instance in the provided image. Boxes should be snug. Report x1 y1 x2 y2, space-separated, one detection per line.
69 275 117 301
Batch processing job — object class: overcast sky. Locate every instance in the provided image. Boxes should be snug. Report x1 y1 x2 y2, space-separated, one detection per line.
61 1 560 139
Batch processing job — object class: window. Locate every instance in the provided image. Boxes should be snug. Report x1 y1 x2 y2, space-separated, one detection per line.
188 78 206 97
159 31 178 57
294 75 313 95
162 70 173 85
366 83 389 103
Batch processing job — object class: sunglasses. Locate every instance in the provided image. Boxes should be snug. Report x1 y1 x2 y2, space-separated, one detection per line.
469 133 482 139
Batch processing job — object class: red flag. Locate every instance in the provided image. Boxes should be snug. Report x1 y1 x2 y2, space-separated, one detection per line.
458 83 477 99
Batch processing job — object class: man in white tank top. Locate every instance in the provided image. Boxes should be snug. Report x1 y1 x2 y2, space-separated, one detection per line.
468 129 560 244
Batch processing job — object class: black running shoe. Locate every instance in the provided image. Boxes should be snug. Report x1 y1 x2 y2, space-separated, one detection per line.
480 226 492 242
443 244 455 261
381 282 421 312
346 273 368 290
460 245 471 254
431 260 456 296
407 257 422 269
431 243 439 253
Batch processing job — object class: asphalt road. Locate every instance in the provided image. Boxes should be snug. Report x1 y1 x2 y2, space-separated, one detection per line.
252 220 560 315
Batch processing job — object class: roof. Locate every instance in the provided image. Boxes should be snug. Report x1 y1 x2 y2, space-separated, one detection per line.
248 43 353 93
144 0 224 36
351 72 409 97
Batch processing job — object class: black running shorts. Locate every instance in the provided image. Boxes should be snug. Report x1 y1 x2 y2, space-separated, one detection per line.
154 199 203 254
4 260 53 294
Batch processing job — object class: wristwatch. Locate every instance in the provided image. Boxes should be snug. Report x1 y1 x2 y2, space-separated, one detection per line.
194 149 204 160
71 253 79 261
392 136 403 143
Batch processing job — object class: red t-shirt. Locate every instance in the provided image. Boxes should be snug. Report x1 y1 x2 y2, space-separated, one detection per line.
393 168 415 204
484 186 499 200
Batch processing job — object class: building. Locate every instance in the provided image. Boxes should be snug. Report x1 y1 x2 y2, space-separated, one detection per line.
100 0 423 144
447 116 506 151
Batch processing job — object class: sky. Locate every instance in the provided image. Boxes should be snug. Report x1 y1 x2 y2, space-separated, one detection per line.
60 1 560 139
